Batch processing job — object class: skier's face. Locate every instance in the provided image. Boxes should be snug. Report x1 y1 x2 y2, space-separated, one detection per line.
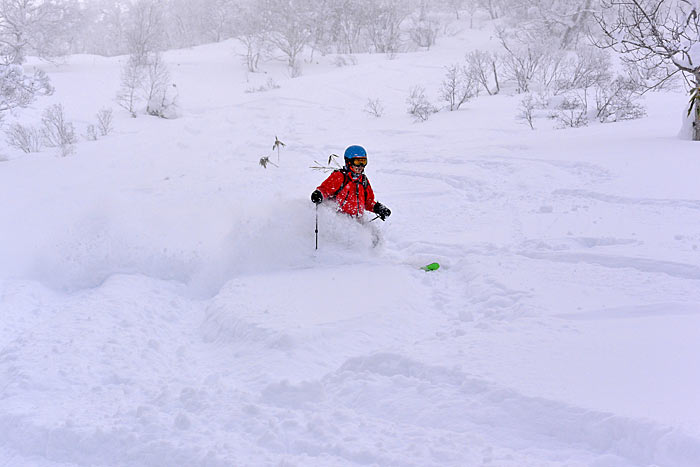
349 157 366 174
350 164 365 174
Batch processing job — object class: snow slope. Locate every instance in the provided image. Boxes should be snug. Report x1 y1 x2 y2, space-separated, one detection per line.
1 25 700 467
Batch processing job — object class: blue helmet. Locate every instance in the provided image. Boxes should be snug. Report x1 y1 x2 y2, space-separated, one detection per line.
344 145 367 165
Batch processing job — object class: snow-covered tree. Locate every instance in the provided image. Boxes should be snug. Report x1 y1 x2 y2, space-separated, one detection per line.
68 0 127 57
364 0 410 54
444 0 466 19
507 0 598 49
408 1 439 49
0 62 52 112
163 0 237 48
477 0 507 20
162 0 202 48
0 0 75 64
260 0 313 73
595 0 700 139
125 0 166 66
330 0 367 54
202 0 239 43
235 0 269 72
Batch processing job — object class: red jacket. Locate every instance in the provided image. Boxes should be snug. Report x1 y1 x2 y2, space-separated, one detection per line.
317 169 376 217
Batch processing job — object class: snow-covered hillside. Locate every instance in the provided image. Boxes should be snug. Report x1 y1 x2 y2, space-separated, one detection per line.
2 25 700 467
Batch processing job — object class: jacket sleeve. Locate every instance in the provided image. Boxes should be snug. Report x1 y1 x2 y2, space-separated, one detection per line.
365 179 376 212
317 171 345 199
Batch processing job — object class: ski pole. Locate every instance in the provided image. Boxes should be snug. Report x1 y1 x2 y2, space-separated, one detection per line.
369 215 381 222
315 204 319 250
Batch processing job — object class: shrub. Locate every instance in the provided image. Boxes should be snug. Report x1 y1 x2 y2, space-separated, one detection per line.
245 78 280 94
96 108 114 136
5 123 42 153
406 85 437 122
554 93 589 128
518 94 537 130
41 103 76 156
333 55 358 67
363 98 384 118
408 14 439 49
596 77 646 123
85 124 98 141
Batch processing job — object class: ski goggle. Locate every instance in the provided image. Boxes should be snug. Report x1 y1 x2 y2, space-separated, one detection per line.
349 157 367 167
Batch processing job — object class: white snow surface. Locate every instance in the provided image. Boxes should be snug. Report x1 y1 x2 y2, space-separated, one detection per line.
2 30 700 467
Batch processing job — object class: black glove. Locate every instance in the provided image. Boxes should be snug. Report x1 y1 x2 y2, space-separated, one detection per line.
373 202 391 220
311 189 323 204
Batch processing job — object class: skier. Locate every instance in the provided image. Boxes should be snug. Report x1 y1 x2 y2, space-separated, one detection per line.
311 145 391 221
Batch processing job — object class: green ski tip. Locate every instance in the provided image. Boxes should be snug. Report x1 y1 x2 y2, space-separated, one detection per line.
421 262 440 271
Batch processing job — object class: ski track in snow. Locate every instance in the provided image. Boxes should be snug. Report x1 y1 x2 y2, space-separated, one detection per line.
519 250 700 281
554 189 700 211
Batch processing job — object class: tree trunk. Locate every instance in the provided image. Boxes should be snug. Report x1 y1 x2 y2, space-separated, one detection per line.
492 61 500 94
561 0 593 49
694 77 700 141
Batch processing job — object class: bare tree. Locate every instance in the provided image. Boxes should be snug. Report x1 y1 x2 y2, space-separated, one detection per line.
236 1 269 72
560 0 597 49
159 0 237 47
553 46 611 95
239 32 267 72
497 27 551 93
464 0 479 28
595 0 700 139
330 0 367 54
305 0 334 59
142 52 177 118
163 0 203 48
75 0 128 57
445 0 466 20
116 55 145 117
478 0 506 20
408 2 439 49
125 0 165 66
508 0 599 49
200 0 238 43
466 50 500 95
440 64 476 110
364 0 410 55
261 0 312 72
